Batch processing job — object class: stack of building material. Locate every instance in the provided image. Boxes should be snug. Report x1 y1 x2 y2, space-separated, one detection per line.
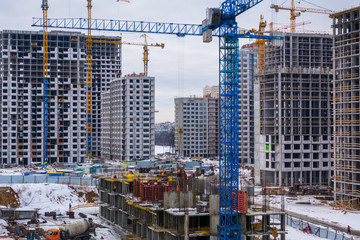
140 181 173 202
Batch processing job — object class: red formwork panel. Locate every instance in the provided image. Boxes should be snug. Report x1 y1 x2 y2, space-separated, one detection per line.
139 181 174 202
238 190 248 214
231 190 248 214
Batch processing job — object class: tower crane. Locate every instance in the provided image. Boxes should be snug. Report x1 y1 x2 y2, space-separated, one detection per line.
269 21 311 32
86 0 129 159
41 0 49 165
32 1 282 239
88 34 165 76
255 15 267 75
270 0 334 33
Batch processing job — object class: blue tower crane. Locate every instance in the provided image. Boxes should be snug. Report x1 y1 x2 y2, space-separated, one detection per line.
32 1 282 239
41 0 49 166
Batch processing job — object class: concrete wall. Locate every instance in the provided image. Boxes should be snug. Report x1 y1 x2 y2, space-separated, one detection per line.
209 195 219 236
164 192 196 210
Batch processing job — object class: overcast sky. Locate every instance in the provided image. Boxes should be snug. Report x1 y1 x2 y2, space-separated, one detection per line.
0 0 357 122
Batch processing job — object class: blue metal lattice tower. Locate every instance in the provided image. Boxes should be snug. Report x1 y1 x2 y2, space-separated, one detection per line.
218 24 241 239
31 1 283 238
41 0 49 165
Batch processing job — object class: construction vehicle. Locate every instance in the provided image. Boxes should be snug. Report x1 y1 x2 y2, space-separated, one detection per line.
45 219 95 240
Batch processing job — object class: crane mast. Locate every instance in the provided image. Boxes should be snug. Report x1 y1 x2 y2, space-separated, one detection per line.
87 0 92 158
42 0 49 165
86 0 130 159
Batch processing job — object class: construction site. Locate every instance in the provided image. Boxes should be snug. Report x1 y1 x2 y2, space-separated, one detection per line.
98 161 287 240
0 0 359 240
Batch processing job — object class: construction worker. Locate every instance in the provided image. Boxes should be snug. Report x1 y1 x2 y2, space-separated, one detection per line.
113 174 117 179
161 171 165 177
347 225 351 234
177 168 181 177
113 184 117 192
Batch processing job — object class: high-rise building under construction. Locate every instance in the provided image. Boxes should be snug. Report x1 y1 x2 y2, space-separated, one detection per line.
0 30 120 165
101 73 155 161
254 32 333 186
239 44 257 165
331 7 360 205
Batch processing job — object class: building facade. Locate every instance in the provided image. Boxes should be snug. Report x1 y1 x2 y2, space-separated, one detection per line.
101 73 155 161
0 30 120 165
239 45 257 165
90 36 122 158
254 33 333 186
174 97 218 158
203 85 219 98
331 7 360 205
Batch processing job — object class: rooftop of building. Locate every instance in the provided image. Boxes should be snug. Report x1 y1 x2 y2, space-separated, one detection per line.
330 6 360 18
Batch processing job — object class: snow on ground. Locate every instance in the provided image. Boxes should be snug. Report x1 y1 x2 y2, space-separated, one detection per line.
0 183 122 239
262 194 360 231
155 145 172 155
286 225 324 240
4 183 97 215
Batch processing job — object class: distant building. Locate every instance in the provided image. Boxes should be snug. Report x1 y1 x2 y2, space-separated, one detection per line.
174 97 218 158
203 85 219 98
0 30 120 165
254 33 333 186
101 73 155 161
239 44 257 165
155 122 174 132
155 122 175 147
331 7 360 204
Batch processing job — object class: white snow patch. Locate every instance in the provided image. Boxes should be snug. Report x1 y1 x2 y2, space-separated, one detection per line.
286 226 324 240
4 184 97 215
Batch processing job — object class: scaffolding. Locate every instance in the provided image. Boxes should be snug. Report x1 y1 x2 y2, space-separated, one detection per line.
332 6 360 208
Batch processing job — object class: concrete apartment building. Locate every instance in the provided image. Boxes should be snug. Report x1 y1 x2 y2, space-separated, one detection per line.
0 30 120 165
101 73 155 161
203 85 219 98
331 7 360 205
174 96 218 158
239 44 257 165
254 32 333 186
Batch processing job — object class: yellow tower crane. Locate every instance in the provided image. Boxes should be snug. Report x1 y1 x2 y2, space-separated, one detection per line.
270 0 334 33
88 35 165 76
86 0 129 158
255 15 266 75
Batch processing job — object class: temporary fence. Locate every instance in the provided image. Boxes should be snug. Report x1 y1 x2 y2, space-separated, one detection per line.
272 214 354 240
0 175 98 186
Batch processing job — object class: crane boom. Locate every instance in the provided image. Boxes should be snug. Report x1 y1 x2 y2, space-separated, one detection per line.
221 0 263 18
88 36 165 76
270 0 334 32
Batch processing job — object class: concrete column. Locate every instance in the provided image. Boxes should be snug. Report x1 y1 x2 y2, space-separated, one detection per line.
184 214 189 240
281 214 285 240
